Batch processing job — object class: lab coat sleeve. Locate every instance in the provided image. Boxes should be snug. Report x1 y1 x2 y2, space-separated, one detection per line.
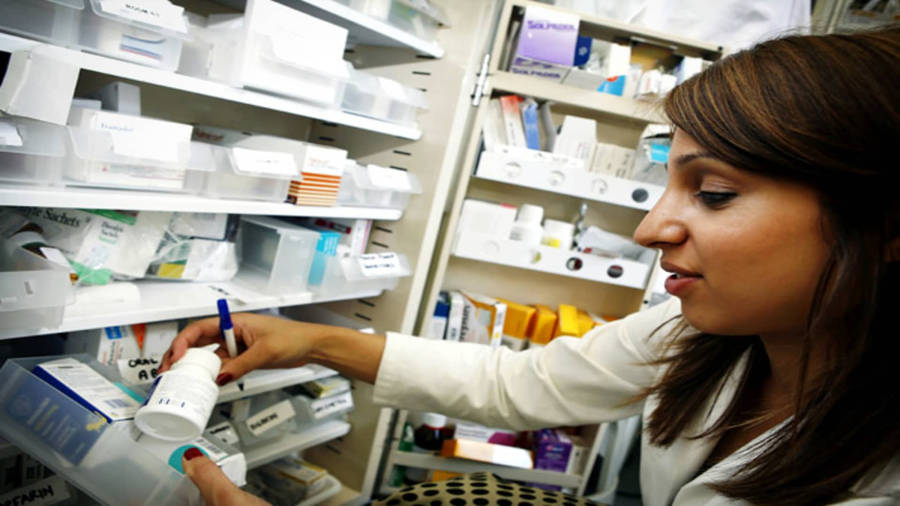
372 297 683 430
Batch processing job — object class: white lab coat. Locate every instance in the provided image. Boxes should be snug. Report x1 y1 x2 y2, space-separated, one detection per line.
373 298 900 505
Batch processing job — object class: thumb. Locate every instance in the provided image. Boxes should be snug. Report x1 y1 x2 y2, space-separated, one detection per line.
215 342 273 386
182 448 240 506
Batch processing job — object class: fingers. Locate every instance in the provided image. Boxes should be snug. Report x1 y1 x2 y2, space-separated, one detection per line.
182 448 240 506
215 340 274 385
160 317 223 372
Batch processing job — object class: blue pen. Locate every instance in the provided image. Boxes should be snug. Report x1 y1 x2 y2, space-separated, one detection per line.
217 298 238 358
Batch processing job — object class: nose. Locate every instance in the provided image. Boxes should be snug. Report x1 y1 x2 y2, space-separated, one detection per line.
633 191 688 248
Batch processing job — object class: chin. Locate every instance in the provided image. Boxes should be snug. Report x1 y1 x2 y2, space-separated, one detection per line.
679 304 749 336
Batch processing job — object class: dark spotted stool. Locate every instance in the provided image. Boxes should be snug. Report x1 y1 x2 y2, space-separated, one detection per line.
373 472 601 506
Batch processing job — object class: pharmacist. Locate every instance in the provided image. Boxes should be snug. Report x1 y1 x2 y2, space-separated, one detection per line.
161 27 900 506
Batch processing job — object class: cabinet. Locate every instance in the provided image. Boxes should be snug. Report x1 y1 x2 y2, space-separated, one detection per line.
0 0 497 504
372 0 722 500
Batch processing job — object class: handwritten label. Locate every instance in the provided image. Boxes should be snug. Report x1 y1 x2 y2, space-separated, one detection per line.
231 147 297 177
366 164 412 192
97 0 188 33
0 122 23 147
309 391 353 419
117 356 160 385
207 421 240 446
357 252 403 278
245 399 295 436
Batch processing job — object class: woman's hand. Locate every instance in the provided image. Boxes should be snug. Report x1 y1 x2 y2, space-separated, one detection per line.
182 448 268 506
159 312 387 385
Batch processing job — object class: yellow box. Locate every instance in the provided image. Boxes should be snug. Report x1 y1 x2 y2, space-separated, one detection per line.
527 304 557 346
555 304 580 338
577 309 595 336
440 439 533 469
498 298 535 350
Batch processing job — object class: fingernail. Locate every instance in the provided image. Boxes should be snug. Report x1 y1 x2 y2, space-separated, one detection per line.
184 447 203 461
215 373 233 386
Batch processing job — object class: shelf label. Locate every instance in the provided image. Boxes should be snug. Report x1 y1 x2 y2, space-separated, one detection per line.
309 391 353 419
97 0 188 33
245 399 296 436
231 147 297 177
0 476 71 506
207 421 241 446
0 122 23 147
117 356 161 385
357 252 403 278
366 164 412 191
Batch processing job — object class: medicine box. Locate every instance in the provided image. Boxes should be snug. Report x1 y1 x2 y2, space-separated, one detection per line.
337 162 422 211
341 67 429 126
0 355 200 504
238 216 320 294
440 438 533 469
287 143 347 207
0 238 72 331
0 0 188 71
181 0 350 106
0 117 66 186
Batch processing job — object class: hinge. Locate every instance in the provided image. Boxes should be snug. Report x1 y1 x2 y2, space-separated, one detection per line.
470 53 491 107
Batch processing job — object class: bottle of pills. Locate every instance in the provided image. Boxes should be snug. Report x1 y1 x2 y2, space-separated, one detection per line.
135 344 221 442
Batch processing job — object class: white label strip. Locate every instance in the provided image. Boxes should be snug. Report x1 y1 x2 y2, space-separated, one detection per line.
366 165 412 191
357 252 403 278
207 421 241 446
231 147 298 176
245 399 296 436
0 122 23 147
98 0 188 33
309 391 353 419
0 476 71 506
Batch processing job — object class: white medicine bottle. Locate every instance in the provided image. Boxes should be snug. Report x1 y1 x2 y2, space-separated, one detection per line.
509 204 544 246
135 344 221 442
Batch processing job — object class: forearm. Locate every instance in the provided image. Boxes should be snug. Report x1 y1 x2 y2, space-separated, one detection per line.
307 325 386 384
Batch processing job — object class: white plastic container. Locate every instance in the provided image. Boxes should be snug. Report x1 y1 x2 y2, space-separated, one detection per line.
0 116 66 186
542 219 575 250
0 0 188 71
290 390 354 425
0 238 73 331
238 216 320 294
232 391 297 448
311 251 411 297
0 356 201 504
135 344 221 442
185 143 298 201
341 68 428 125
337 162 422 210
180 0 350 106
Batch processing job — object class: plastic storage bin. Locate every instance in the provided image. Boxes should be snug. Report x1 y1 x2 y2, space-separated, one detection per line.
337 162 422 210
238 216 320 294
0 239 73 331
63 126 194 191
0 116 66 186
179 0 349 106
337 0 446 42
290 391 354 425
0 0 188 71
185 142 298 201
231 391 297 448
0 355 200 504
311 251 410 297
341 68 428 125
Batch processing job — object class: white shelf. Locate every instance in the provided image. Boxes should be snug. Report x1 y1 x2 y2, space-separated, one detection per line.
490 71 665 124
392 450 582 489
245 419 351 469
218 364 338 403
0 184 403 220
474 149 664 211
0 270 386 340
0 32 421 140
452 231 651 290
288 0 444 58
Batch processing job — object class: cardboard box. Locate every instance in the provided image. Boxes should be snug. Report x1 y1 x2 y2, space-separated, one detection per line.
440 439 533 469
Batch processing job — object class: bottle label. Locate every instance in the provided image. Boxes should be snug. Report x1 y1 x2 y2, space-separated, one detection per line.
245 400 296 436
144 373 218 424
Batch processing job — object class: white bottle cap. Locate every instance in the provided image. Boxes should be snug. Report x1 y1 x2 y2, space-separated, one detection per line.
516 204 543 224
171 345 222 381
422 412 447 428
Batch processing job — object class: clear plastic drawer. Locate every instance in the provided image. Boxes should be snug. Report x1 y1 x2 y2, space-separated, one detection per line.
185 143 297 202
0 356 200 505
310 251 410 297
0 240 73 331
238 216 320 294
0 116 66 186
337 162 421 210
341 68 428 126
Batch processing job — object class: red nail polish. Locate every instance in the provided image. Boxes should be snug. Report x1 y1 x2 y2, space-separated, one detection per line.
215 373 233 386
184 447 203 461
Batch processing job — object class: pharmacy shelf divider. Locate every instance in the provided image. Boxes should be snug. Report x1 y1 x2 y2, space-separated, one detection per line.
244 419 352 469
0 184 403 219
0 32 421 140
287 0 445 58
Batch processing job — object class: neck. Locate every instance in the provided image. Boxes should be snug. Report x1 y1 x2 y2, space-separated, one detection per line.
757 332 826 410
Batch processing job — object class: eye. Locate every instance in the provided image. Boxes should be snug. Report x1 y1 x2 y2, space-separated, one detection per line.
695 191 737 207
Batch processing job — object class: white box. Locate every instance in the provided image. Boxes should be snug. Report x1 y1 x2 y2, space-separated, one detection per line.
455 199 517 247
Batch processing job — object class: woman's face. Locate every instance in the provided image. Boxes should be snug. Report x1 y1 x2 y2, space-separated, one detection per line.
633 130 830 337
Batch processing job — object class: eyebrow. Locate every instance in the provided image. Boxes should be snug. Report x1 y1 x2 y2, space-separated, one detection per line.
666 151 719 171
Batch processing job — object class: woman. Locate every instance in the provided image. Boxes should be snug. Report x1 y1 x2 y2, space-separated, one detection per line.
162 26 900 505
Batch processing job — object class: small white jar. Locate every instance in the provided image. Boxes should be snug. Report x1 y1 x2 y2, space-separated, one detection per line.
509 204 544 246
135 344 221 442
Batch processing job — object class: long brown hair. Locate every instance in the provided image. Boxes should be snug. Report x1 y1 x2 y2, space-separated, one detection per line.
643 26 900 504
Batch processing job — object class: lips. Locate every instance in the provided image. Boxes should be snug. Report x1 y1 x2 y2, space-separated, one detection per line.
660 261 702 295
